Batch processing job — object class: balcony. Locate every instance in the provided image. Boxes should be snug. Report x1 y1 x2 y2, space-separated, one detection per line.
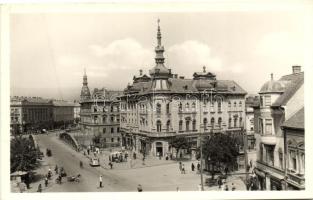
261 135 277 145
256 160 285 179
287 172 305 188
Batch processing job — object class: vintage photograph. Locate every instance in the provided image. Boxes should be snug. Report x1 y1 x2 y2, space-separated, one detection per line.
2 1 311 197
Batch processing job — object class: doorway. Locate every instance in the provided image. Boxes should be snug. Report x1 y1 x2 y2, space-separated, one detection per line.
156 142 163 157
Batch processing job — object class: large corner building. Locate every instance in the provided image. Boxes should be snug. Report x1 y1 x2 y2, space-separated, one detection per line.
119 21 247 158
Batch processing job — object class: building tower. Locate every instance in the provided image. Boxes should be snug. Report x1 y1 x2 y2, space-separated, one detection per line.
149 19 172 90
80 68 91 101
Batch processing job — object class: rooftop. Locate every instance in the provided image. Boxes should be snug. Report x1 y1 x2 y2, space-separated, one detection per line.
282 107 304 130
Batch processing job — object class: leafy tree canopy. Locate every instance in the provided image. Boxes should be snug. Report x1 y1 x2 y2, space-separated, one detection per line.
10 136 40 173
202 133 239 172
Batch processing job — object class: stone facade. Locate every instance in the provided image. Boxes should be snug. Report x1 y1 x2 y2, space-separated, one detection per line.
254 66 304 190
79 73 123 148
119 21 247 160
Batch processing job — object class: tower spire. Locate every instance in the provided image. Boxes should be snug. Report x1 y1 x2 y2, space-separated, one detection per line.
155 19 165 65
83 68 88 86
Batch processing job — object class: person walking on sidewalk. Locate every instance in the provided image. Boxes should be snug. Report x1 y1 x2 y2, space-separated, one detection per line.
191 163 195 171
37 184 42 193
99 175 103 188
181 164 186 174
179 162 182 172
44 177 48 187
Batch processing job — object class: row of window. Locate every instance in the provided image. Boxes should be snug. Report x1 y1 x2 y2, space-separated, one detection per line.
122 100 243 112
102 127 120 134
93 105 119 113
101 137 120 143
93 115 120 124
153 116 243 132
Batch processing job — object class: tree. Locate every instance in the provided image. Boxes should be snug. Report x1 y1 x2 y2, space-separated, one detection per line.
10 136 40 173
202 133 239 179
169 136 191 159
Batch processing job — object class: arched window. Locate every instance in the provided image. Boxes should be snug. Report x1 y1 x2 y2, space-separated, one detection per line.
239 117 243 127
234 102 237 107
192 102 196 110
192 119 196 131
166 120 171 131
218 117 222 128
239 101 242 108
234 117 238 127
103 116 106 123
186 119 190 131
157 120 162 132
156 103 161 114
228 118 232 128
94 106 97 112
185 103 190 110
203 118 208 130
178 102 183 112
111 106 114 112
211 117 215 128
218 101 222 112
166 103 170 114
210 100 214 112
179 120 183 131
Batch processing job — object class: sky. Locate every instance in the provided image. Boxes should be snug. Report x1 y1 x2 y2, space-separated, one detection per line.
10 8 313 100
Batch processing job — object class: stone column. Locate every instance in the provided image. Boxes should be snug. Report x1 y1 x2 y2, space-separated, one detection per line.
265 174 271 190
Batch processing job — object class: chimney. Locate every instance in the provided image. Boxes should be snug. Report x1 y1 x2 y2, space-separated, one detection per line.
271 73 274 80
139 69 143 76
179 76 185 79
173 74 178 78
292 65 301 74
169 69 172 74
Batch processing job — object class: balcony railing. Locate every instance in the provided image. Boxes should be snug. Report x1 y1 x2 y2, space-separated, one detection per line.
256 160 285 179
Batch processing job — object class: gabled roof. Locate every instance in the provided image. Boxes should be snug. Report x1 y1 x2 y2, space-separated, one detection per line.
282 107 304 130
272 72 304 106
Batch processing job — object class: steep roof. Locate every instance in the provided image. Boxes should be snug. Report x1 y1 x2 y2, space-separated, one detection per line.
272 72 304 106
124 78 246 95
282 107 304 130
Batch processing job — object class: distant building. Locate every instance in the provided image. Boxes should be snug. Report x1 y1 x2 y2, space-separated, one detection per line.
79 71 123 148
119 21 247 164
52 100 76 128
253 66 304 190
10 96 53 134
245 95 259 167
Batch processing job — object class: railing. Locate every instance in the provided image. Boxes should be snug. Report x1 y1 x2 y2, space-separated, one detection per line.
288 171 305 186
256 160 284 178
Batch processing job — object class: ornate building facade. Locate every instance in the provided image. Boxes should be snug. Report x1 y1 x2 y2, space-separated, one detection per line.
253 66 304 190
119 21 247 158
79 70 123 148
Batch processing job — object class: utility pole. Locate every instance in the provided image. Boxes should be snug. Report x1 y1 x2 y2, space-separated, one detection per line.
243 127 249 188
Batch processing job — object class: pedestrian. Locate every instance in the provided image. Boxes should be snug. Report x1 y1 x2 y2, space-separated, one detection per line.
44 177 48 187
218 177 222 189
197 162 200 171
87 149 90 155
109 155 112 162
54 165 58 174
37 184 42 193
109 162 113 169
179 162 182 172
99 175 103 188
231 183 236 191
182 164 186 174
191 163 195 171
176 186 180 192
225 184 229 191
129 158 132 168
137 184 143 192
225 167 229 176
142 156 145 165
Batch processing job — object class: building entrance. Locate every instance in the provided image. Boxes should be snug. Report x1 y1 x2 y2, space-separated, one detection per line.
156 142 163 156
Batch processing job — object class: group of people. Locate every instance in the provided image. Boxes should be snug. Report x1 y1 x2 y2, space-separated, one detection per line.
179 162 201 174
